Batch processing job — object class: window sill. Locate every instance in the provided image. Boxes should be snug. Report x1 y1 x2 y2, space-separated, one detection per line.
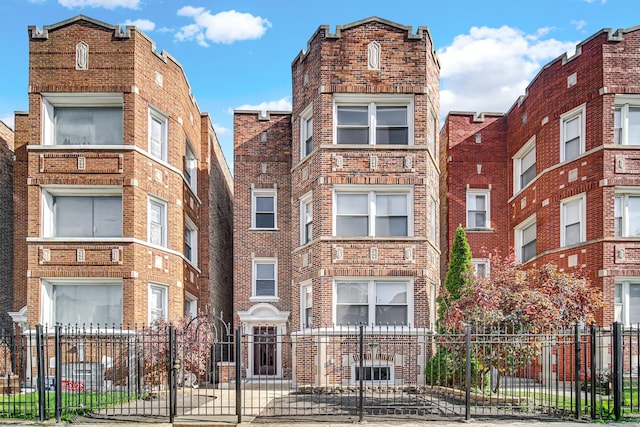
250 228 280 231
250 296 280 303
465 227 494 233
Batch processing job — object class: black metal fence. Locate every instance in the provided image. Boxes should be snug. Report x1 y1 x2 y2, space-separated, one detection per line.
0 320 638 423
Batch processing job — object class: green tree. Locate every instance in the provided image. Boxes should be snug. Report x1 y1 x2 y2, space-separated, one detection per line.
438 225 473 321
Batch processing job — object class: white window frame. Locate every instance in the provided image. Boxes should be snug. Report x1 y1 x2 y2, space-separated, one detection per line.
333 94 414 146
614 95 640 145
466 189 490 229
41 278 123 325
430 196 438 244
615 188 640 237
300 192 313 245
513 137 536 194
471 258 489 278
184 215 198 266
429 282 437 331
333 278 414 327
148 106 168 162
333 185 414 237
615 279 640 326
300 280 312 329
560 104 586 163
252 258 278 301
515 214 537 263
428 111 438 156
148 283 168 323
300 104 313 159
41 185 123 239
148 195 168 248
184 291 198 318
184 141 198 191
560 194 586 247
251 188 277 229
42 93 124 146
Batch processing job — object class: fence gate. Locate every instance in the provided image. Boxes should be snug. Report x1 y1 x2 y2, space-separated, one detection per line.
172 313 236 422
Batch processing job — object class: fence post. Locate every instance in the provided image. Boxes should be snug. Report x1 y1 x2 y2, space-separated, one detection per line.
359 324 364 422
612 321 623 421
54 325 62 422
465 324 471 421
236 327 241 424
590 323 596 420
35 325 46 421
575 323 581 419
168 325 176 423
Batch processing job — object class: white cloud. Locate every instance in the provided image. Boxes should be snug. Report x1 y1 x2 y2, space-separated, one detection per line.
571 20 588 32
212 123 230 136
58 0 140 8
232 98 292 113
124 19 155 32
0 115 14 130
176 7 271 46
438 25 577 115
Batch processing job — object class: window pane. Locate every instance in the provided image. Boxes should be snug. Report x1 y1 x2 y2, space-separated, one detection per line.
375 305 407 325
565 116 580 140
522 240 536 262
255 213 275 228
336 305 368 325
376 128 408 145
564 137 580 161
256 196 274 212
565 201 581 222
336 217 368 236
376 106 406 126
628 196 640 236
376 195 407 215
565 222 581 245
376 282 407 304
521 165 536 189
337 283 368 303
256 280 275 296
337 194 368 214
54 284 122 324
256 263 274 280
54 197 92 237
375 217 407 236
337 128 369 144
630 284 640 325
615 283 622 304
523 223 536 244
338 106 368 125
93 197 122 237
629 107 640 145
55 107 122 145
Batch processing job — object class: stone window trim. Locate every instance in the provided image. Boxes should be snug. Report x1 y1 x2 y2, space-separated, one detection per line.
466 187 491 230
251 257 279 302
251 187 278 230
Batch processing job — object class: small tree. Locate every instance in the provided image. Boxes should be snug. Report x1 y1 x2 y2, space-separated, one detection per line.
438 225 473 321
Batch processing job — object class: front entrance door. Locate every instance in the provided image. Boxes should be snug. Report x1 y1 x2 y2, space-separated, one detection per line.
253 326 276 376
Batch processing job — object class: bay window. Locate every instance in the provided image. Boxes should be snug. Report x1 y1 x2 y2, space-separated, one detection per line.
615 280 640 326
614 96 640 145
41 279 123 325
615 191 640 237
334 280 411 326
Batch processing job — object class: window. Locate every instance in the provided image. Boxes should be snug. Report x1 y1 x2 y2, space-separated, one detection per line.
252 189 276 229
513 138 536 193
149 283 168 323
42 187 122 238
42 94 123 146
301 282 312 329
300 105 313 158
560 106 585 162
148 196 167 247
614 97 640 145
253 259 277 299
615 192 640 237
615 280 640 326
149 107 168 161
184 216 198 265
334 187 412 237
561 195 585 246
184 142 197 190
466 190 490 229
354 366 391 382
334 280 411 326
515 215 536 263
335 96 413 145
430 197 438 243
471 259 489 278
428 112 438 155
41 279 123 325
184 292 197 318
300 192 313 244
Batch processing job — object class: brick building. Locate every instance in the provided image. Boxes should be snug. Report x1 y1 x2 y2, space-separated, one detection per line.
0 121 14 332
10 16 233 327
441 25 640 327
234 17 441 385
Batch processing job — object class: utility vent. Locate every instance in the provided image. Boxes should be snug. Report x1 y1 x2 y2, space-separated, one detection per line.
76 249 85 262
77 156 86 170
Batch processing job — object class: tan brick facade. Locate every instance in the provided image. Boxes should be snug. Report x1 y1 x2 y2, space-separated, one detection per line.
441 26 640 326
12 16 233 327
234 18 440 384
0 121 14 332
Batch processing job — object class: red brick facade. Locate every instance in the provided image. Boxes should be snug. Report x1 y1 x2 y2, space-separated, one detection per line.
234 18 440 385
441 26 640 326
12 16 233 327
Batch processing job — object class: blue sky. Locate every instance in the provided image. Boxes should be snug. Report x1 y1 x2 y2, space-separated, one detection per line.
0 0 637 167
